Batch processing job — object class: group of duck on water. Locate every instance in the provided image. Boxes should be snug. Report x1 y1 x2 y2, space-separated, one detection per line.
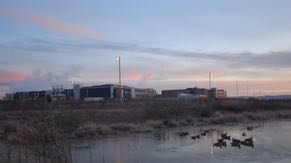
176 126 254 149
213 132 254 148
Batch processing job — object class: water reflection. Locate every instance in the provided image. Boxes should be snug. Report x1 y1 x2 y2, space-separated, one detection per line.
70 121 291 163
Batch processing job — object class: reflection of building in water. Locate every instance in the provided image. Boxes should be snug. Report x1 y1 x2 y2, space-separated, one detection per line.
114 140 124 163
210 146 214 155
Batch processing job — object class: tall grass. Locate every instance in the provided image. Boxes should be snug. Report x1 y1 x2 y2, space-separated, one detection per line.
0 104 72 163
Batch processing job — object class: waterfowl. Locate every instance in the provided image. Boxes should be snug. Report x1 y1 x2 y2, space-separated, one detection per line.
213 142 223 148
221 133 231 140
177 132 189 137
217 138 224 143
245 137 253 143
191 135 200 140
201 132 207 136
210 128 216 132
232 138 241 144
214 139 227 148
241 140 254 147
204 129 211 133
246 126 254 131
231 142 241 149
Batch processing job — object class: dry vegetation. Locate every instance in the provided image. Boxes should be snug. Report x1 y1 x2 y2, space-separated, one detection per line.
0 99 291 162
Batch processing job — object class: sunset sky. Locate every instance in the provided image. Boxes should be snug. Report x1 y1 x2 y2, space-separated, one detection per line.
1 0 291 97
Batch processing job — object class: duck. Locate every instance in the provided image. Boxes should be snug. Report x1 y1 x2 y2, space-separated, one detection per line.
246 126 254 131
245 137 253 143
210 128 216 132
221 133 231 140
217 138 224 143
177 132 189 137
191 135 200 140
201 132 207 136
213 139 227 148
241 140 254 147
232 138 241 144
231 142 241 149
213 142 223 148
204 129 211 133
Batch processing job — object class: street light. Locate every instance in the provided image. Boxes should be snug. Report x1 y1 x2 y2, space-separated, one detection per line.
116 56 122 101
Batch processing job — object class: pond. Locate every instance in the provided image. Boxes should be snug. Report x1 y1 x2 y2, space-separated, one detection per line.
70 120 291 163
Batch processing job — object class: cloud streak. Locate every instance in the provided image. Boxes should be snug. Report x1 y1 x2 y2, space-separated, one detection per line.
77 43 291 69
12 37 291 69
0 7 105 40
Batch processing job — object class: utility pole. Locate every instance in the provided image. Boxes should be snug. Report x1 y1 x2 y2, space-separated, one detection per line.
246 85 249 98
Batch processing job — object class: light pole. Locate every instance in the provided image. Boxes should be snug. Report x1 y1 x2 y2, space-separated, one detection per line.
236 80 239 97
209 72 212 90
116 56 122 101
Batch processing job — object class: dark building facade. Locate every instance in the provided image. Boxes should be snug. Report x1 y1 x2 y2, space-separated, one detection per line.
161 89 190 97
13 90 51 101
81 85 114 100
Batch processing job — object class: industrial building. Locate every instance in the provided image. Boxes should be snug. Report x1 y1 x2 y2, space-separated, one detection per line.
162 87 227 99
5 84 157 101
209 88 227 99
74 84 156 100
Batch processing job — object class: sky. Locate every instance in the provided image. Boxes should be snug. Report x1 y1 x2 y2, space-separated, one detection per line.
0 0 291 97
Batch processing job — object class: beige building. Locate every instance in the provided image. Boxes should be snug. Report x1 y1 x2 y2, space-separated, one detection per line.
132 88 157 98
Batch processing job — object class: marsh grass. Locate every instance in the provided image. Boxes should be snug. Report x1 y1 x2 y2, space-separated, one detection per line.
0 107 72 163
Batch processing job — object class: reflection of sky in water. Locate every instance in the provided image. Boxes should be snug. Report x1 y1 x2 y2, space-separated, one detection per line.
71 120 291 163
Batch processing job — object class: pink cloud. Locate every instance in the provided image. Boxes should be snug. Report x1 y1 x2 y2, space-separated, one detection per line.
0 72 29 83
124 73 156 81
211 71 225 78
125 74 144 81
0 7 105 40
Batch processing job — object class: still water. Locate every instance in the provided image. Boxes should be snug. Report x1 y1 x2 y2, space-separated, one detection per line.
71 120 291 163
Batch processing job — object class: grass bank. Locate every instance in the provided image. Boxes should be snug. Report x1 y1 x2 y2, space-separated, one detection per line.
1 99 291 141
